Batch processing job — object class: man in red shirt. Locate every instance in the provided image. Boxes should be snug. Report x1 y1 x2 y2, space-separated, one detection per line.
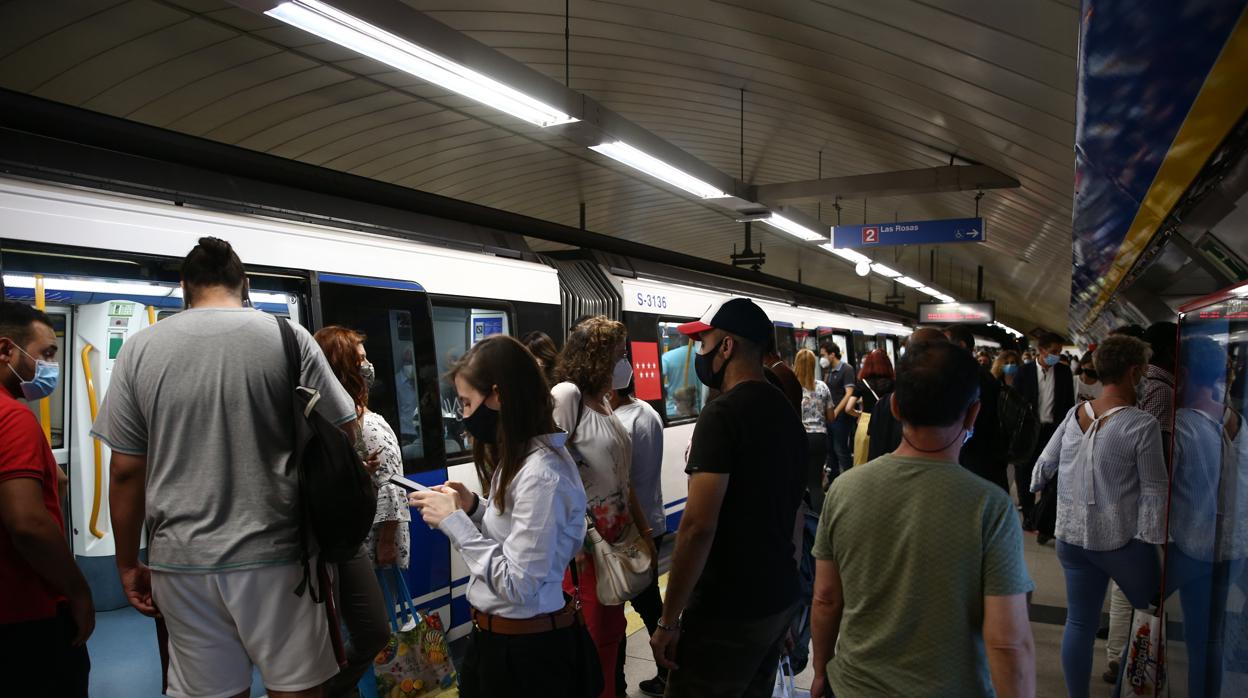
0 301 93 696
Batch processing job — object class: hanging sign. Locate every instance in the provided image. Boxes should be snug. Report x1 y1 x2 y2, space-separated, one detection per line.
918 301 995 324
832 217 986 249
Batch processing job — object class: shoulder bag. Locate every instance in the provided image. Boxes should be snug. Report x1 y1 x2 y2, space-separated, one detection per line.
583 514 652 606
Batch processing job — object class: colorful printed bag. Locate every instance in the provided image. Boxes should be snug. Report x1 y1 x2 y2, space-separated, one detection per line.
373 567 458 698
1116 608 1168 697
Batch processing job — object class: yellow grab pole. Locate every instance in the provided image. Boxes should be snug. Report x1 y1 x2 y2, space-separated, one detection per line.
146 305 156 326
81 343 105 539
34 275 53 445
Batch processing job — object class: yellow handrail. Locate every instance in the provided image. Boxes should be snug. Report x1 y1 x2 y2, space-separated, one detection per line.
146 305 156 326
35 275 52 445
80 343 104 539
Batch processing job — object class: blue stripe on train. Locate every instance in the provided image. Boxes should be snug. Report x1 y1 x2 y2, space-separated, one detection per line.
400 469 451 601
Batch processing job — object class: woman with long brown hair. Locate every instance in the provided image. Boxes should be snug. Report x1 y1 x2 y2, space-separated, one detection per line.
794 348 833 507
554 316 657 698
409 336 591 696
847 348 895 466
312 325 407 697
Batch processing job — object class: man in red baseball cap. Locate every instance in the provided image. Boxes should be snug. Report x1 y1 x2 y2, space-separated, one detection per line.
650 298 807 697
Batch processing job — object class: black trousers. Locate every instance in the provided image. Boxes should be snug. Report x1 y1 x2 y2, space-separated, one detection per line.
1016 422 1059 524
461 624 588 698
0 604 90 698
616 534 667 691
326 546 390 698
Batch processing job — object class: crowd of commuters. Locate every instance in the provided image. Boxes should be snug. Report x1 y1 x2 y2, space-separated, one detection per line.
1 235 1230 698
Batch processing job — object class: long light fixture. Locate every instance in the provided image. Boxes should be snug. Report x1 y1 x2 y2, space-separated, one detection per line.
819 243 870 264
870 263 901 278
918 286 944 298
590 141 728 199
762 214 826 242
266 0 577 128
896 276 925 289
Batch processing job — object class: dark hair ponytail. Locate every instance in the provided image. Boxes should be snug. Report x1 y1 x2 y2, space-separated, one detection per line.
449 335 557 513
181 237 245 303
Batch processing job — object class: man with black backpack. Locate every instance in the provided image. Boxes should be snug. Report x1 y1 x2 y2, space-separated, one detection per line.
94 238 358 698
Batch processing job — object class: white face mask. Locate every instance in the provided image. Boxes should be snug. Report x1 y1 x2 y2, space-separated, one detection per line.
611 357 633 390
819 356 831 370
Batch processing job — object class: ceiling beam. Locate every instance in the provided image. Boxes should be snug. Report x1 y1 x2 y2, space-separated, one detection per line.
751 165 1021 205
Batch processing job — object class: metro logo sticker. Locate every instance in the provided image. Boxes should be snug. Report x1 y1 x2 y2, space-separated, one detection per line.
631 341 662 401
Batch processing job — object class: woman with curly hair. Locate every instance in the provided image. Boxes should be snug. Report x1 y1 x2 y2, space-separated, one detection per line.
554 316 658 698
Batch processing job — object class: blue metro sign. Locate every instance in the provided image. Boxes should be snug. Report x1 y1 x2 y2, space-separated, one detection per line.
831 217 986 249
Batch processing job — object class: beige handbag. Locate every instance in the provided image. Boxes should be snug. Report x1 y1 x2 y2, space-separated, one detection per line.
584 515 653 606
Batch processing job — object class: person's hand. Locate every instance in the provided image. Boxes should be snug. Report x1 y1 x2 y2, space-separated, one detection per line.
56 465 69 502
410 489 459 527
376 538 398 566
119 562 159 618
811 673 830 698
66 584 96 646
439 482 476 512
650 625 681 670
362 448 382 475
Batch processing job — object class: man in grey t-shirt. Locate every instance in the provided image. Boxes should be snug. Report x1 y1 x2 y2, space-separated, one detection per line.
93 238 355 698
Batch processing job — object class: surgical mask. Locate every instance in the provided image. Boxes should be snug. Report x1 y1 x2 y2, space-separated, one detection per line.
1023 358 1034 365
819 356 831 370
401 363 415 380
7 345 59 401
1043 354 1060 367
359 361 376 387
1002 363 1019 378
611 358 633 390
963 426 975 445
462 401 499 444
695 338 728 390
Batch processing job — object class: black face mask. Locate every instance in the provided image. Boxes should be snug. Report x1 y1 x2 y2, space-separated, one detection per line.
694 338 729 390
462 402 499 444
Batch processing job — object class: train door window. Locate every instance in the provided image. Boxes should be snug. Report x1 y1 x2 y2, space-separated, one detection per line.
773 326 797 364
12 309 72 454
795 328 818 354
657 321 705 422
431 304 510 460
318 278 438 473
883 336 898 366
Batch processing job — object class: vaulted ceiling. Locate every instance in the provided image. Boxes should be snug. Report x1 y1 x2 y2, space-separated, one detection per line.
0 0 1079 331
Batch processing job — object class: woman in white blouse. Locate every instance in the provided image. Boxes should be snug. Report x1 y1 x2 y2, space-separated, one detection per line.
410 335 591 697
552 316 658 698
1030 334 1168 698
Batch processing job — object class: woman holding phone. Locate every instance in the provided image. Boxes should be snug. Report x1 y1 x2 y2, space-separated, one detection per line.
313 326 408 697
410 335 592 697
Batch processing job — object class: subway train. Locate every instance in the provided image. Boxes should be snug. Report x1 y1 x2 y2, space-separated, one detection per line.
0 174 914 641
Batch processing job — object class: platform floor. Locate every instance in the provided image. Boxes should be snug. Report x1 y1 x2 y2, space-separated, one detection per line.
87 526 1247 697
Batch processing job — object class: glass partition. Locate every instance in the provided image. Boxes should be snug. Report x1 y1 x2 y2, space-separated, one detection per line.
658 321 705 421
431 305 509 459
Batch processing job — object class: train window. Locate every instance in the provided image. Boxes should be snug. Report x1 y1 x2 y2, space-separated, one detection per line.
431 304 510 459
657 321 706 421
15 310 71 452
320 280 437 473
795 328 818 354
773 326 797 364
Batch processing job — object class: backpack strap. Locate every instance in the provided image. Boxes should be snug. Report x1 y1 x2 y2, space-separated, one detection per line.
277 318 319 602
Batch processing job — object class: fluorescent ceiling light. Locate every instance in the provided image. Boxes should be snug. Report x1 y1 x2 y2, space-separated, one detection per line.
918 286 944 298
266 0 577 128
590 141 728 199
937 293 956 302
896 276 925 289
819 244 870 264
4 275 288 305
870 263 901 278
763 214 826 242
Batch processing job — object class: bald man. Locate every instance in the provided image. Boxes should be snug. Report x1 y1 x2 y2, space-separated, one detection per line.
865 329 948 460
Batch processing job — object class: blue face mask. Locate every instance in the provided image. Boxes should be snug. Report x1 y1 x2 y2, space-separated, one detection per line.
1002 363 1019 378
8 345 59 401
1043 354 1061 367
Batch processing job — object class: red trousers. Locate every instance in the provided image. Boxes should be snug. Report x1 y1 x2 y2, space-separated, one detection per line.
564 556 626 698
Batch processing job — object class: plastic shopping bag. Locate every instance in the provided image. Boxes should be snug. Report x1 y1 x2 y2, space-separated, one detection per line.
373 567 458 698
1116 608 1168 697
773 655 811 698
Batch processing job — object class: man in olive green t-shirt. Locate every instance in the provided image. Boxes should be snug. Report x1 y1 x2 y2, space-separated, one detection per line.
811 340 1035 697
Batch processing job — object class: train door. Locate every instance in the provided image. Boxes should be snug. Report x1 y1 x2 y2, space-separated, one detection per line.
773 324 797 365
816 328 853 382
314 274 456 631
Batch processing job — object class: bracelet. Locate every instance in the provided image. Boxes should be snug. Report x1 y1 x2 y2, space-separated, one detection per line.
656 619 681 632
466 493 480 517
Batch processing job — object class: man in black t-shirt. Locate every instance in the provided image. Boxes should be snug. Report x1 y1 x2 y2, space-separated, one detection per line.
650 298 807 698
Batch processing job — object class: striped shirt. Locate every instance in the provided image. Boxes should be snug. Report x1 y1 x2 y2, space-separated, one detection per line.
1031 404 1168 551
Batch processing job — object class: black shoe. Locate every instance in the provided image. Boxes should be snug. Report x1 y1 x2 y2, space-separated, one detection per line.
1095 626 1109 640
1037 532 1052 545
639 675 667 697
1102 661 1120 684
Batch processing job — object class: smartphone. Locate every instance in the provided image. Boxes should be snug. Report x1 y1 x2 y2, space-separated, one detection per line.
389 473 431 492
